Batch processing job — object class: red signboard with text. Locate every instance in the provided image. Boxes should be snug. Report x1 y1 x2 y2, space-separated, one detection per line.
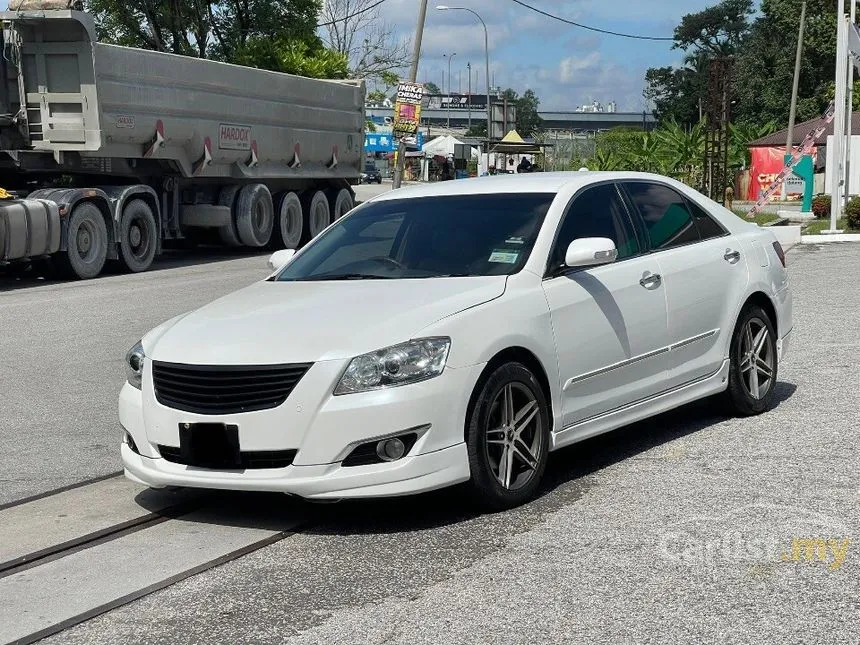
747 146 817 201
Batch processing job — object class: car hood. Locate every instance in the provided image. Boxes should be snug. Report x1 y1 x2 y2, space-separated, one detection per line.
147 276 507 364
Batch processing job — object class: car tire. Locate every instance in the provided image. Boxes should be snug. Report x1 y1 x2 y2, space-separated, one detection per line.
327 187 354 221
301 189 331 242
55 202 108 279
235 183 274 248
117 199 157 273
270 191 304 250
217 185 242 247
465 362 550 511
724 304 778 416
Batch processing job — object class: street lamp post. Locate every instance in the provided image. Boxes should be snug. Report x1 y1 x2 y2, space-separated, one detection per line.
437 5 491 172
443 52 456 129
467 61 472 130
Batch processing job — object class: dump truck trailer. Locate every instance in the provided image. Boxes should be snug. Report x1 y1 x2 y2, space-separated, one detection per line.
0 9 365 278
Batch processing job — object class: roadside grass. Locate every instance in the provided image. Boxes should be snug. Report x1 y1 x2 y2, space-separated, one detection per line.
731 208 780 226
802 217 860 235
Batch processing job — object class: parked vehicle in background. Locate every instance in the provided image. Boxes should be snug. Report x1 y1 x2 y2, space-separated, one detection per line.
360 163 383 184
0 8 364 279
120 171 792 510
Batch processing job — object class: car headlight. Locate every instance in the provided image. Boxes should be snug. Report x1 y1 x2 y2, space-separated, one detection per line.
334 337 451 395
125 340 145 389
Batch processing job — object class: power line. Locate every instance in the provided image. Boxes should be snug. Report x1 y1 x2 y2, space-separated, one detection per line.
317 0 389 28
510 0 674 42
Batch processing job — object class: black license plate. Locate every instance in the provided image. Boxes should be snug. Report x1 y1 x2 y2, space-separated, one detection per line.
179 423 241 469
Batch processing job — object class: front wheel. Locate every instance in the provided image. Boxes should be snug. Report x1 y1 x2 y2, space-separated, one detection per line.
724 305 778 415
465 362 550 511
55 202 108 279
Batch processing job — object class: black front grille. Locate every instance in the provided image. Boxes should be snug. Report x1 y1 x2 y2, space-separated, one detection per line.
152 361 311 415
158 445 297 469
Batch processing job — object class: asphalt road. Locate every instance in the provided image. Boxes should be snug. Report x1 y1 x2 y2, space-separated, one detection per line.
2 242 858 644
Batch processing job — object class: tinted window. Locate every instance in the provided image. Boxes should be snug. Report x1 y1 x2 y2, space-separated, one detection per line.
624 182 700 250
276 193 553 280
686 199 726 239
548 183 640 271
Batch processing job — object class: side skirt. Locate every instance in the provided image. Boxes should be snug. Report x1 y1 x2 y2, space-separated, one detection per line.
550 359 730 451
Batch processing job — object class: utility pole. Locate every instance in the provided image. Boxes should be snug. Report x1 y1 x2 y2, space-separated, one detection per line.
392 0 429 190
828 0 848 232
845 0 857 201
783 0 807 202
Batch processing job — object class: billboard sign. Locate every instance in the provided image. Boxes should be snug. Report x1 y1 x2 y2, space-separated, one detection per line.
393 82 424 138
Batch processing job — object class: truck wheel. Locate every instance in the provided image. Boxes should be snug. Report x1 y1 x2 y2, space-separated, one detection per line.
302 190 331 241
328 187 354 221
271 191 303 250
236 183 274 248
117 199 157 273
217 185 242 247
55 202 108 280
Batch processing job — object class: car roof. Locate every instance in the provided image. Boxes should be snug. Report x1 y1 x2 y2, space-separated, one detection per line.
368 171 689 201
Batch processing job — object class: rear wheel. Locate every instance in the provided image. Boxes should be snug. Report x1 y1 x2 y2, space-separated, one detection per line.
55 202 108 279
302 190 331 242
724 305 778 415
270 191 304 250
235 183 274 248
117 199 157 273
217 185 242 247
327 187 354 221
465 362 550 511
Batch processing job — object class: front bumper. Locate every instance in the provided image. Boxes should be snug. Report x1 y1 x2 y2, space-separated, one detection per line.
119 361 482 498
122 442 469 499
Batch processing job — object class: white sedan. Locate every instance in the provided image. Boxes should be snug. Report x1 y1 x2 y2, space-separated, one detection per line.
119 172 792 510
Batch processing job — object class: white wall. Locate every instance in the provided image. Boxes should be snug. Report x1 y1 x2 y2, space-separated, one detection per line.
825 135 860 196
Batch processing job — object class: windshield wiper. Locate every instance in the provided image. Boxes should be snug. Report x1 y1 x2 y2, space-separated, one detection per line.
300 273 395 281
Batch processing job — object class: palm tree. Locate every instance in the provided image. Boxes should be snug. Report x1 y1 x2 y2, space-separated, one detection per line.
655 119 706 185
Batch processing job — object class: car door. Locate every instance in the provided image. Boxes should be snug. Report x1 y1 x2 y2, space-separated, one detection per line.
542 182 670 428
621 181 749 389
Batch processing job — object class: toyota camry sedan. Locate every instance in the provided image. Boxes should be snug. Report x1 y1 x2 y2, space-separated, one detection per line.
119 172 792 510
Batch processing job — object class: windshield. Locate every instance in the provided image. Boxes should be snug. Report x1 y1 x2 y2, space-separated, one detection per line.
276 193 554 281
364 165 377 172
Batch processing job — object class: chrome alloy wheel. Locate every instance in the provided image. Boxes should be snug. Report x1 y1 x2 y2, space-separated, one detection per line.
739 316 775 400
485 382 544 491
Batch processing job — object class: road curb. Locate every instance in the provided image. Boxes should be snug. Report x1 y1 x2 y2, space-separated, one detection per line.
801 233 860 243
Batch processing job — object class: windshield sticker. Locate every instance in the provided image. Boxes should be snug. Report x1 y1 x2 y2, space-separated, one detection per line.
489 250 520 264
505 237 525 245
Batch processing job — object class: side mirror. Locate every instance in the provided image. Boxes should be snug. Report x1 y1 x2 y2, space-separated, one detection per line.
564 237 618 268
267 248 296 272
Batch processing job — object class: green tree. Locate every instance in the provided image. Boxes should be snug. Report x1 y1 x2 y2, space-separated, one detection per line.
500 88 544 137
89 0 346 79
644 0 753 126
733 0 837 126
423 81 442 94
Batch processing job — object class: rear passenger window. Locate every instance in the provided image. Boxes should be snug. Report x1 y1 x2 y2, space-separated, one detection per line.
624 182 700 250
686 199 727 240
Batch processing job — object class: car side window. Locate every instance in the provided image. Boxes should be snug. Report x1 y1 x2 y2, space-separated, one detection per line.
623 182 701 250
548 183 640 272
685 198 727 240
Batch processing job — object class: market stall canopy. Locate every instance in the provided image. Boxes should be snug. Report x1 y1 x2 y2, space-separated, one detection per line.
490 130 544 154
422 134 477 158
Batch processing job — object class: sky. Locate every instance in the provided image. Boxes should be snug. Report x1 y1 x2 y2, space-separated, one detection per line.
366 0 717 113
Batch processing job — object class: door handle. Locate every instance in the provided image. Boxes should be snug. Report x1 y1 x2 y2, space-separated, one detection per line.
724 249 741 263
639 272 662 289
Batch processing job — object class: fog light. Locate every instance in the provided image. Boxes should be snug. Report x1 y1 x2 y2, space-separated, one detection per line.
123 430 139 455
376 438 406 462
